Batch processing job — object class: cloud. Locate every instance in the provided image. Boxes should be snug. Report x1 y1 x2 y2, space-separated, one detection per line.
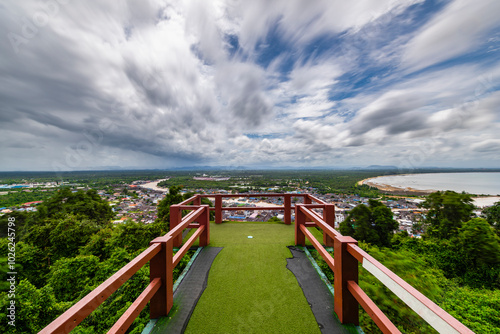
0 0 499 171
471 139 500 153
215 62 273 128
230 0 423 51
277 61 341 119
348 90 428 135
403 0 500 72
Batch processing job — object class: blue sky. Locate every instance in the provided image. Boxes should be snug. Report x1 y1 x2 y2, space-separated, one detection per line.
1 0 500 171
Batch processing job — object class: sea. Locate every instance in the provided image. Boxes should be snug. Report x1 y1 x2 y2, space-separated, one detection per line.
368 172 500 196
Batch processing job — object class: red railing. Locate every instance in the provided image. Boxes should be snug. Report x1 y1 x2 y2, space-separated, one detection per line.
40 192 473 334
294 202 474 334
201 193 296 225
40 202 210 334
196 193 328 226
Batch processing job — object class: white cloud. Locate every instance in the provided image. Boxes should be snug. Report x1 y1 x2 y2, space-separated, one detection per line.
0 0 499 170
229 0 423 52
403 0 500 71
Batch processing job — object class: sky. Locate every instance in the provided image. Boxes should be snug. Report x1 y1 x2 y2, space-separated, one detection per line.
1 0 500 172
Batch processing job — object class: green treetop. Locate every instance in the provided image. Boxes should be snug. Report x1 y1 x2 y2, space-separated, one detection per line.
420 190 474 239
36 188 114 224
482 201 500 237
339 199 398 247
459 218 500 267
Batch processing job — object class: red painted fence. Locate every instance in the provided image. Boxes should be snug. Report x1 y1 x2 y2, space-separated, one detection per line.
40 193 473 334
39 203 210 334
294 201 475 334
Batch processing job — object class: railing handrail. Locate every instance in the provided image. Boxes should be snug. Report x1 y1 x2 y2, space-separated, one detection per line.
40 192 471 334
197 193 325 225
346 243 474 334
178 195 200 205
41 203 210 334
306 194 327 205
295 203 474 334
299 204 341 240
153 205 205 242
39 243 162 334
199 193 308 198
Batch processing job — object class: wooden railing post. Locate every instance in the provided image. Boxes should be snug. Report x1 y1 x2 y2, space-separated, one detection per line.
304 194 312 204
334 236 359 325
215 195 222 224
149 236 174 318
284 194 291 225
295 204 306 246
199 205 210 246
323 204 335 247
304 195 312 223
193 194 201 206
165 238 173 313
41 192 476 334
170 205 182 247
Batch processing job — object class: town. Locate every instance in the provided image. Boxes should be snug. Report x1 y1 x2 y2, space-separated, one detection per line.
0 174 477 238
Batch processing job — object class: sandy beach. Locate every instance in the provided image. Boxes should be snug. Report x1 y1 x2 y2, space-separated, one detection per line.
361 176 435 194
361 176 500 207
473 196 500 208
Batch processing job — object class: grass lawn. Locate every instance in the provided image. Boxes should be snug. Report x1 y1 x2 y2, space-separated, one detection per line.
184 222 324 334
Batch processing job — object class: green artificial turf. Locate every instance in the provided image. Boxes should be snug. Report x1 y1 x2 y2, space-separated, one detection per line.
184 222 323 334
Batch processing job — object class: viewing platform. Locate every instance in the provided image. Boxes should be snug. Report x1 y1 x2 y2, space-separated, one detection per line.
147 223 356 333
39 193 474 334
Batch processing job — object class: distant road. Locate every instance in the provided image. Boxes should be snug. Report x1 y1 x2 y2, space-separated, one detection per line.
139 179 169 193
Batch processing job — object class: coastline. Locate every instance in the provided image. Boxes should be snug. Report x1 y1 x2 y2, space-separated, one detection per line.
360 175 500 207
473 196 500 208
359 175 434 195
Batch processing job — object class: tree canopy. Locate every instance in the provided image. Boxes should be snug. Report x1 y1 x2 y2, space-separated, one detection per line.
0 187 193 333
482 201 500 237
339 199 398 247
459 218 500 267
36 188 114 223
156 186 184 230
420 190 474 239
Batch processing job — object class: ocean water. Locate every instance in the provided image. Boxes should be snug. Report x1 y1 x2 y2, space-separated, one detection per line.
368 172 500 195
